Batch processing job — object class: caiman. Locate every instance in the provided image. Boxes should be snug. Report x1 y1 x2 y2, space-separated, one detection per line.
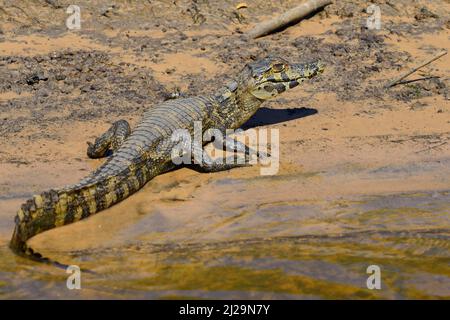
10 56 324 264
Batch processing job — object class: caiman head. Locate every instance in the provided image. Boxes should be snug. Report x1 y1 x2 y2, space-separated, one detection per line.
224 56 323 127
244 56 324 100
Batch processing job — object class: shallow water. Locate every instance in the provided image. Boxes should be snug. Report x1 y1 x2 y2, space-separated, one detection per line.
0 169 449 299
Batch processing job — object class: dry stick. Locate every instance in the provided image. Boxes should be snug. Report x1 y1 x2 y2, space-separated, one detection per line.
384 50 447 88
415 141 448 154
248 0 332 39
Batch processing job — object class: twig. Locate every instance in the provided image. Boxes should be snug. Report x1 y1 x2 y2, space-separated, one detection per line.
396 76 440 85
415 141 448 154
9 4 43 26
247 0 332 39
384 50 447 88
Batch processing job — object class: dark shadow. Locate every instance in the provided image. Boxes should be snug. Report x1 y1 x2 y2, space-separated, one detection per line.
241 107 318 130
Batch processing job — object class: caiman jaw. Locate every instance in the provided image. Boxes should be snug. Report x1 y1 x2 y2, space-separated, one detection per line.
295 61 325 79
287 61 325 88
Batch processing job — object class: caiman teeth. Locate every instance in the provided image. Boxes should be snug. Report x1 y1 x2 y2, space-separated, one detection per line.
267 78 294 83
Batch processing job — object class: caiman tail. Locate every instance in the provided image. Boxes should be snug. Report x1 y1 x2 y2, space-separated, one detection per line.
10 158 150 265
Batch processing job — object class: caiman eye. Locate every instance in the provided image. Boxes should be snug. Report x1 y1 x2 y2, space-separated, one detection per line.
272 63 285 72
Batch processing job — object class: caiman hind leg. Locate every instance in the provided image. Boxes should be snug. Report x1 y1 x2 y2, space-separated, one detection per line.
87 120 131 158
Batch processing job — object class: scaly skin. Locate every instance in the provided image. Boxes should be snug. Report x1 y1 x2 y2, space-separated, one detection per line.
10 57 324 263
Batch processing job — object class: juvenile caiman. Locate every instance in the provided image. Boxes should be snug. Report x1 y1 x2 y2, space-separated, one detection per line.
10 56 324 264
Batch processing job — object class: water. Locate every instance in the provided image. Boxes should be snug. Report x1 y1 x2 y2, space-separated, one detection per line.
0 170 448 299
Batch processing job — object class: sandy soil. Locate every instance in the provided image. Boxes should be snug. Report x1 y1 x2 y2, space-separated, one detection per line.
0 0 449 299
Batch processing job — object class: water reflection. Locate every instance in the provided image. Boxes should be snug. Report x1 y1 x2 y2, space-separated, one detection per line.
1 184 449 299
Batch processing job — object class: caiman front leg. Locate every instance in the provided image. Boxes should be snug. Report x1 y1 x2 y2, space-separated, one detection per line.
86 120 131 158
213 134 270 162
188 141 251 173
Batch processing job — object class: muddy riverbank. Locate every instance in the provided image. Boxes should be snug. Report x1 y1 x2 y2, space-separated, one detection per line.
0 0 449 299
